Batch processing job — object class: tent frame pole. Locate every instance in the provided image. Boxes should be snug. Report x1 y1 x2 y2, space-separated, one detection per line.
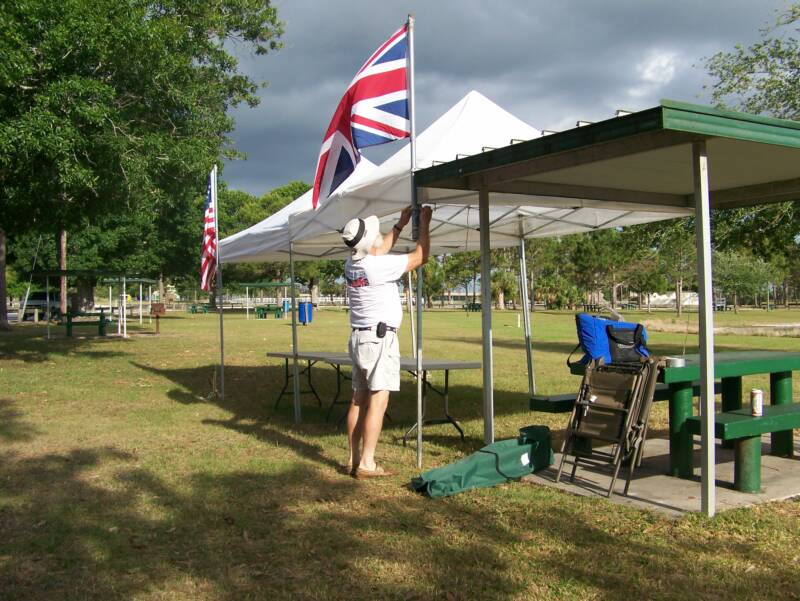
518 236 535 396
289 242 301 423
407 271 416 358
693 140 716 517
479 187 494 444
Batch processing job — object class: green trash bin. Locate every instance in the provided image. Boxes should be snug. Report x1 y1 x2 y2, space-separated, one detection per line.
411 426 553 499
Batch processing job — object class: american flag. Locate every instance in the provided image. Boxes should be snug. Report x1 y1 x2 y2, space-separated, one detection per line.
312 24 410 208
200 173 217 291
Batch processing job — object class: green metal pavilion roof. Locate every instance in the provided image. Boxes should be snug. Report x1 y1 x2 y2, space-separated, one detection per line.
414 99 800 210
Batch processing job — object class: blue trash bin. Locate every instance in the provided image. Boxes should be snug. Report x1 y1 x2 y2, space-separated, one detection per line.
282 298 290 315
298 301 309 325
306 302 313 324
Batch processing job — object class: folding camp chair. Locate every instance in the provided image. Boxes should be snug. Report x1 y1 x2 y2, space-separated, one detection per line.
555 357 661 498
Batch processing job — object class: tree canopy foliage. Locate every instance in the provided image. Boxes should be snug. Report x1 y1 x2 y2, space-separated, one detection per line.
0 0 283 250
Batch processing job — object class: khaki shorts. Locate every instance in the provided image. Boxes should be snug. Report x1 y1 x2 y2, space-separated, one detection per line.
348 329 400 392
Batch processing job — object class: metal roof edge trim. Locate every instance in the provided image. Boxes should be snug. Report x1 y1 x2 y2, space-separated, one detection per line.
659 99 800 131
661 100 800 149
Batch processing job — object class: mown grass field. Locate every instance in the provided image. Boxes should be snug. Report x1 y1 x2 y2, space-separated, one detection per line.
1 308 799 600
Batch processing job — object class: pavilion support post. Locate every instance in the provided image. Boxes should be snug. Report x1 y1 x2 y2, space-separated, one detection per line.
479 187 494 444
693 140 716 518
139 283 143 325
246 287 250 320
518 235 535 396
289 242 301 423
148 285 152 324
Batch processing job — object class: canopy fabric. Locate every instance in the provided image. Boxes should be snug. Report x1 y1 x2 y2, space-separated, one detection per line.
289 91 689 243
219 159 377 264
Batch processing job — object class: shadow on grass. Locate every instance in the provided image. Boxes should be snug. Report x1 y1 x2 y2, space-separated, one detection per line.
0 327 126 363
2 444 798 600
130 360 533 437
0 399 40 442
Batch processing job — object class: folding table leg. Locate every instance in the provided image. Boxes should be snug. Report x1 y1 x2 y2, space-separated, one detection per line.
274 358 290 409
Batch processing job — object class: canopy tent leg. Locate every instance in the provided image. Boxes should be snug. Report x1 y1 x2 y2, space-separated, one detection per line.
518 236 535 397
407 271 416 358
289 242 301 423
479 188 494 444
693 140 716 517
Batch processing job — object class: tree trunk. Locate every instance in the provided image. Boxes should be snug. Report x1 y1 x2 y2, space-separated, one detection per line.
471 270 477 304
158 273 165 302
646 293 651 314
676 279 683 317
0 229 9 331
310 279 319 305
496 289 505 310
734 291 739 314
76 280 95 312
59 228 67 316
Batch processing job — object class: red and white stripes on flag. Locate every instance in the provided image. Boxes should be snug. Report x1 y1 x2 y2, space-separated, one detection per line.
312 24 410 209
200 173 217 291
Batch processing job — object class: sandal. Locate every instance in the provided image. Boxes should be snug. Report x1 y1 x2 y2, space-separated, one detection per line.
354 465 395 479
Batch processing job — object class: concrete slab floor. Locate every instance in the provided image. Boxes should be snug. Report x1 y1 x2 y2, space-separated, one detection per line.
522 435 800 518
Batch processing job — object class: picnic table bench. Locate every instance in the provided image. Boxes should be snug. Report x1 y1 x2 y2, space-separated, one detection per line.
58 309 109 337
563 351 800 484
581 303 601 313
686 404 800 492
256 304 283 319
188 304 209 314
464 302 481 312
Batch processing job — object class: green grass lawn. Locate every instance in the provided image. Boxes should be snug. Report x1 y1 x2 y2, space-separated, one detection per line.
1 309 799 600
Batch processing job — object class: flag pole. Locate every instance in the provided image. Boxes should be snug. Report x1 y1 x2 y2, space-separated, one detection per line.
407 14 424 469
213 164 226 400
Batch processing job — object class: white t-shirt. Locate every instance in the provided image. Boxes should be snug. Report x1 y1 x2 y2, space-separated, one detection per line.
345 253 408 329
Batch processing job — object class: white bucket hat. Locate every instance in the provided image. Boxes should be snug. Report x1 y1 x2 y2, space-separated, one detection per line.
341 215 381 260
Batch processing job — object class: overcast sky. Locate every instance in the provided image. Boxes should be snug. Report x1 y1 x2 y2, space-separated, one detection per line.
222 0 791 197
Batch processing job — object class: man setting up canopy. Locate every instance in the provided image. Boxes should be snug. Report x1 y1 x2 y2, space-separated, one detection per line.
341 205 432 478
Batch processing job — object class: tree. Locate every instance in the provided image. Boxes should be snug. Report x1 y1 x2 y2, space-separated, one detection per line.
423 258 445 308
704 4 800 307
444 252 480 303
713 250 772 311
655 219 696 315
0 0 284 328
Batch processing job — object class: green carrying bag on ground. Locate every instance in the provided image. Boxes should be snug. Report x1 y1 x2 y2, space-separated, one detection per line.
410 426 554 498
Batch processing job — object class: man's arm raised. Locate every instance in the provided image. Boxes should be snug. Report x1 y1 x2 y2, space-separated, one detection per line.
405 206 432 272
375 206 413 255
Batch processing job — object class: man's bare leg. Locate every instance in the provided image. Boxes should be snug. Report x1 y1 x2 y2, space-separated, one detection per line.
358 389 390 471
347 389 370 469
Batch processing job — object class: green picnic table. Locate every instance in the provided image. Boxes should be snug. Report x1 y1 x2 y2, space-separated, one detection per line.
571 351 800 492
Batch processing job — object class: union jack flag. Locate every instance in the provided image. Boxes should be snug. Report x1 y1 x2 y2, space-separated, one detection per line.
312 24 410 209
200 173 217 291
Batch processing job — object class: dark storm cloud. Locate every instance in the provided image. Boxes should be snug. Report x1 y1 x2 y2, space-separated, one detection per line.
222 0 789 196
